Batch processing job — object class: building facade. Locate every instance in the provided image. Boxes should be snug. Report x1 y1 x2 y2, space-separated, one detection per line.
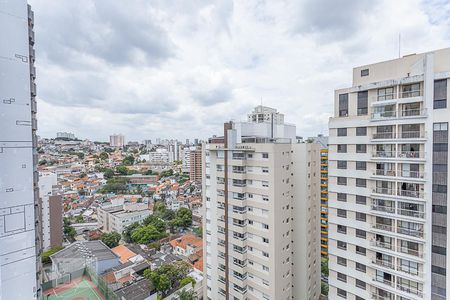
98 203 151 234
202 106 321 300
39 172 63 250
0 1 41 299
328 48 450 300
320 148 329 257
190 148 202 182
110 134 125 148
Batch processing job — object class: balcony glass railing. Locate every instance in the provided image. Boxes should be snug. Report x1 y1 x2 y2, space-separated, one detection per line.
371 240 394 251
397 283 423 297
373 223 394 232
373 277 395 287
398 189 424 199
399 170 425 179
401 108 427 117
397 227 424 238
400 131 425 139
397 208 425 219
371 205 395 214
373 187 396 195
373 132 395 139
371 293 395 300
371 111 397 119
374 169 396 177
373 259 394 269
398 151 424 158
401 90 422 98
398 246 424 258
373 151 396 158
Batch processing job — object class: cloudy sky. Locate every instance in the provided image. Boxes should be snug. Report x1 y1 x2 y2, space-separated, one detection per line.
30 0 450 142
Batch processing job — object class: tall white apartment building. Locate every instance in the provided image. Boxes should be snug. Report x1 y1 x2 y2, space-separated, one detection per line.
110 134 125 148
0 1 41 299
202 106 321 300
328 48 450 300
56 131 76 139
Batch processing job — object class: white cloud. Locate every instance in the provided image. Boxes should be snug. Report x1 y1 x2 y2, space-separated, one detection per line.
30 0 450 141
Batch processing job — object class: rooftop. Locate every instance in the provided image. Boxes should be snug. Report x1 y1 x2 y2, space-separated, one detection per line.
111 245 137 264
114 279 155 300
51 240 119 262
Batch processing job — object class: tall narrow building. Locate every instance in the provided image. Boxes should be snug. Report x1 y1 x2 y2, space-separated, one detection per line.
202 106 321 300
0 1 41 299
328 48 450 300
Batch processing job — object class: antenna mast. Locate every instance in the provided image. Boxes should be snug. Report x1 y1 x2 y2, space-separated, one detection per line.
398 33 401 58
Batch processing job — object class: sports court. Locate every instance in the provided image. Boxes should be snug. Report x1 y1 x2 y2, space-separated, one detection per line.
43 276 106 300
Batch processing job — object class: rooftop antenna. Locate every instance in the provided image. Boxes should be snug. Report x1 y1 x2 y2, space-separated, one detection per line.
398 33 401 58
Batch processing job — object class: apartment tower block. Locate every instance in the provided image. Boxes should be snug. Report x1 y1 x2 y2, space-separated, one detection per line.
202 106 321 300
328 48 450 300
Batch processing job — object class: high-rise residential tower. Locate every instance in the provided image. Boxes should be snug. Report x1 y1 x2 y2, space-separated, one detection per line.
202 106 321 300
0 1 41 299
328 48 450 300
110 134 125 148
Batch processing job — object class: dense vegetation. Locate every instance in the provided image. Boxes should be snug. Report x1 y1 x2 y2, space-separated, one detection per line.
143 261 192 297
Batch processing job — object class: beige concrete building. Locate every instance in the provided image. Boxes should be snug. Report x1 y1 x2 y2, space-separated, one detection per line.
98 203 151 234
328 48 450 300
190 148 202 182
202 106 321 300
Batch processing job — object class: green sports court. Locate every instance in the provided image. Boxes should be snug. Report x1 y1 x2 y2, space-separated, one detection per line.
44 276 106 300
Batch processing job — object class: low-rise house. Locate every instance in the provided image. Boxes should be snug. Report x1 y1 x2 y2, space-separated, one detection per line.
169 234 202 257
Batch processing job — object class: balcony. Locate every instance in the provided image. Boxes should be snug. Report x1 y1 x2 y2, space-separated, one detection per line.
371 240 394 251
371 205 395 214
373 132 396 139
373 259 394 270
373 277 395 288
371 293 395 300
401 89 422 98
232 181 246 187
397 283 423 297
397 208 425 219
372 223 394 232
373 187 396 196
397 151 425 159
372 151 396 159
371 111 397 120
398 170 425 179
397 227 424 238
232 168 246 174
397 189 424 199
399 131 426 139
400 108 427 118
373 169 396 177
398 246 424 258
232 153 246 160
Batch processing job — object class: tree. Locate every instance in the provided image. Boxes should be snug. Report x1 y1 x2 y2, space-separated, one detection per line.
321 257 329 277
63 217 76 241
122 155 135 166
101 231 121 248
116 165 129 175
143 261 191 297
38 159 47 165
98 177 128 194
143 215 167 233
41 246 64 264
99 152 109 160
176 289 195 300
103 168 114 179
131 224 167 244
179 276 196 288
159 169 174 179
144 169 153 175
122 222 140 243
79 172 87 178
321 282 329 296
74 215 84 223
171 208 192 229
76 152 85 159
153 201 167 216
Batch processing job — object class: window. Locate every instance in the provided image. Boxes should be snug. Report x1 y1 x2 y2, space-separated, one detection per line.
263 251 269 258
357 91 368 115
356 127 367 136
434 79 447 109
262 153 269 159
337 272 347 282
262 237 269 243
337 128 347 136
337 161 347 169
337 177 347 186
356 178 366 187
337 225 347 234
356 144 367 153
432 265 446 276
337 256 347 266
356 246 366 255
434 122 448 131
355 279 366 290
361 69 369 76
337 288 347 298
337 209 347 218
337 241 347 250
339 94 348 117
356 195 366 204
402 83 421 97
356 161 366 170
378 87 394 101
337 144 347 153
356 229 366 239
262 167 269 173
337 193 347 202
356 212 366 222
356 262 366 272
262 181 269 187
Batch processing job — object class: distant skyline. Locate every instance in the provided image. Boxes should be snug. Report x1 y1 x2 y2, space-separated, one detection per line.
30 0 450 141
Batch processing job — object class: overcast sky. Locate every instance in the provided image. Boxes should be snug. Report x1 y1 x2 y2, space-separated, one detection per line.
30 0 450 142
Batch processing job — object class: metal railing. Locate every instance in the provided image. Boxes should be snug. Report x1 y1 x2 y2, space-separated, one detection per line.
398 246 424 258
397 283 423 297
398 189 424 199
398 151 424 159
371 240 395 251
371 111 397 119
373 187 396 195
400 108 427 117
400 131 425 139
371 205 395 214
401 90 422 98
373 259 394 269
397 227 424 238
373 151 396 158
399 170 425 179
373 277 395 287
397 208 425 219
373 223 394 232
373 132 396 139
374 169 396 177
